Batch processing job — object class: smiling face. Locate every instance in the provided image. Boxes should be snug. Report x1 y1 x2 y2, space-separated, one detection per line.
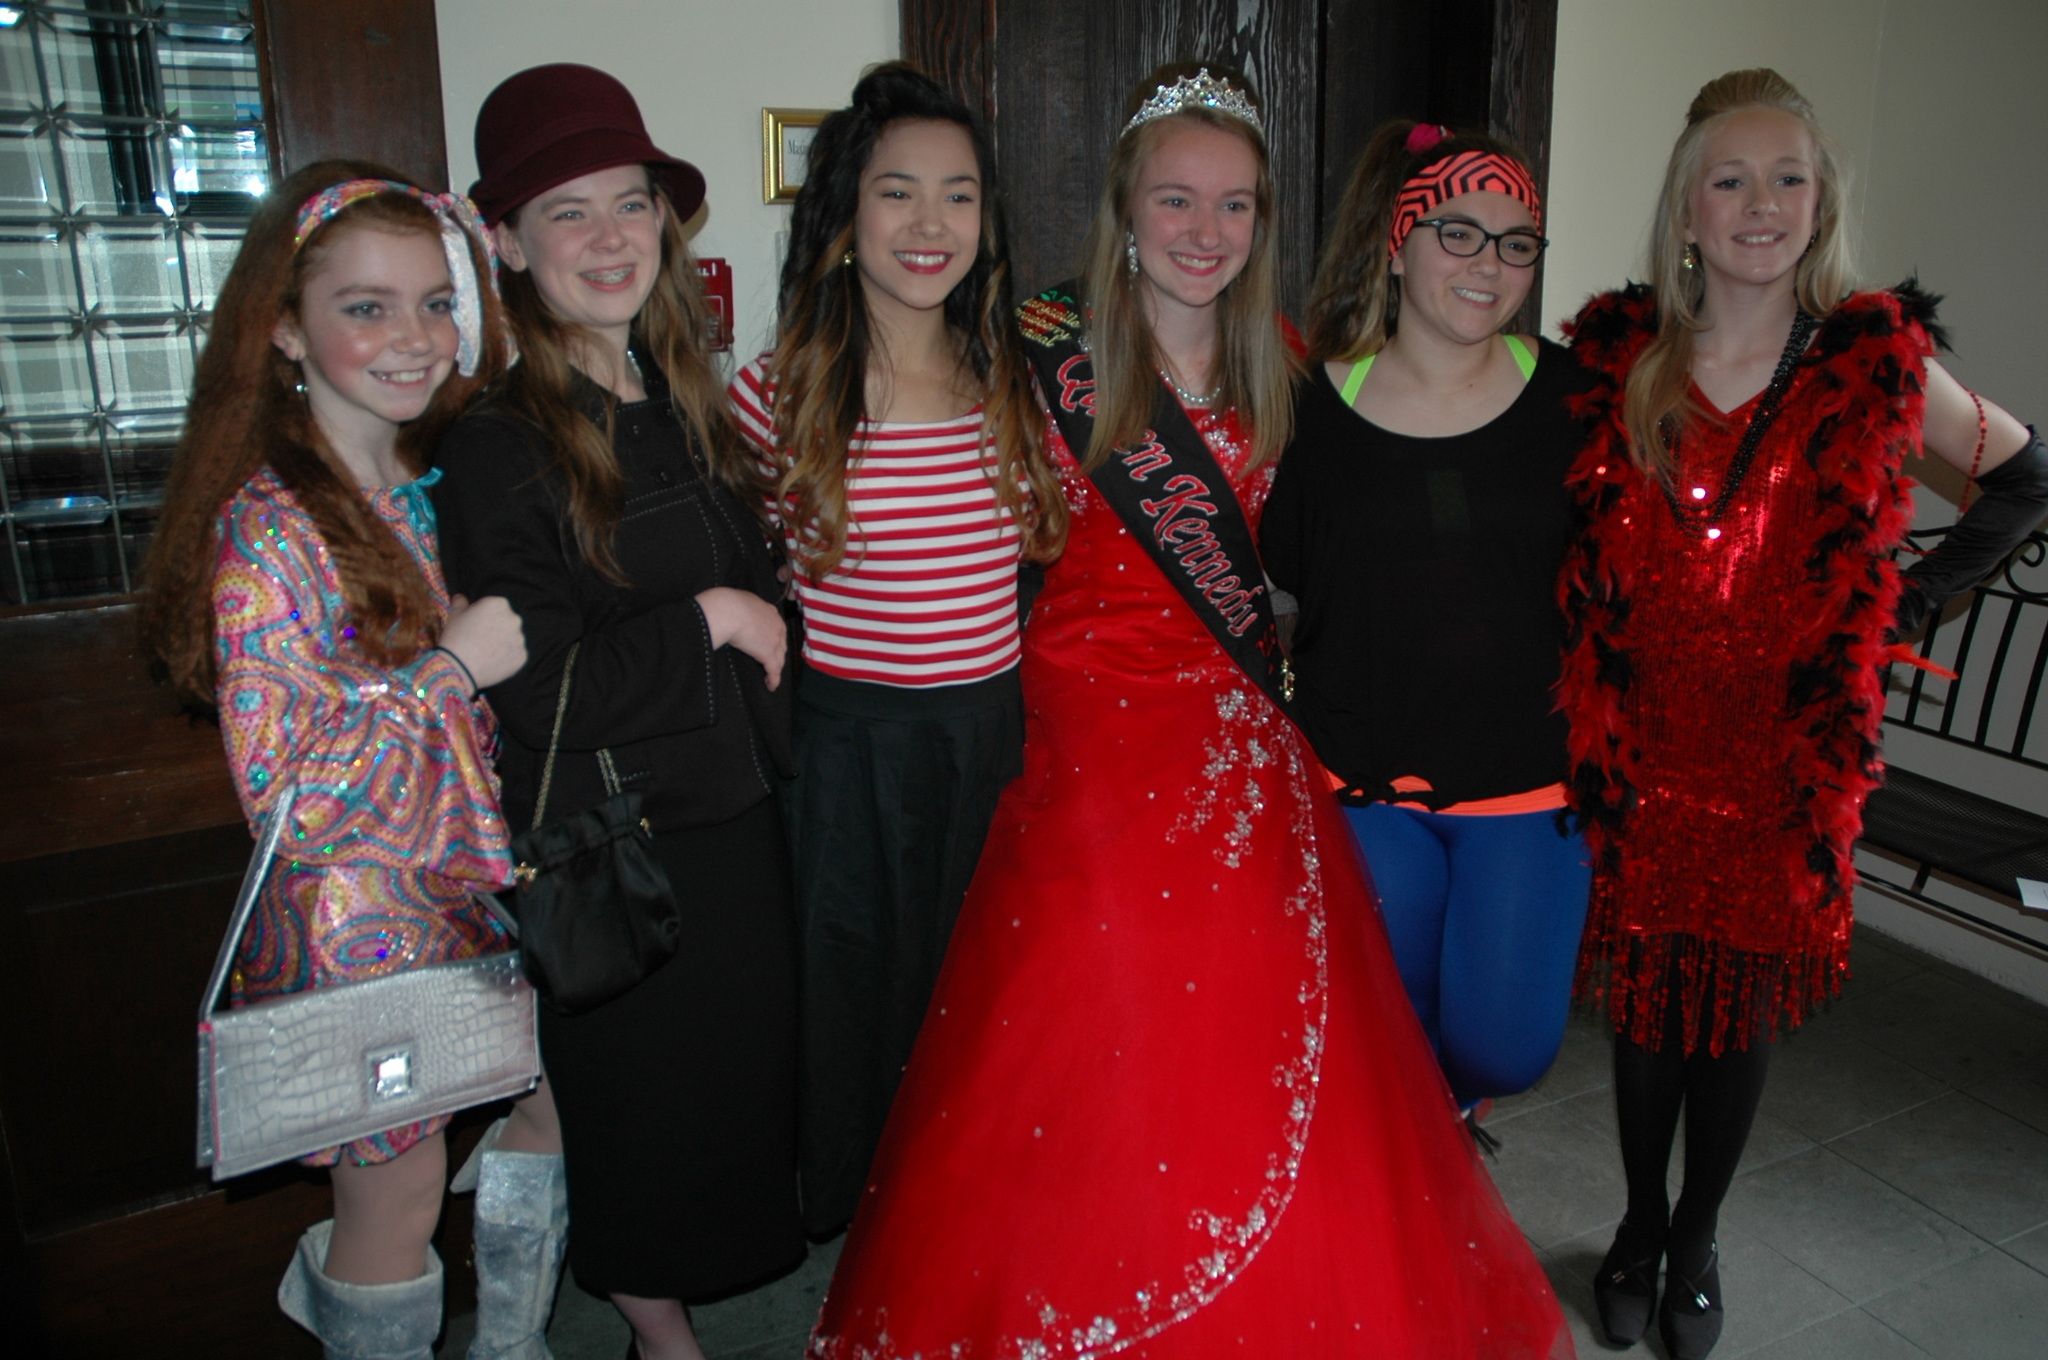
853 117 982 330
272 223 456 464
1685 107 1819 294
1128 118 1260 329
1390 188 1539 347
495 163 665 353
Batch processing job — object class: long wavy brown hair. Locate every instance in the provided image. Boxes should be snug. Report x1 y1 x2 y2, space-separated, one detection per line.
1623 67 1855 480
770 61 1063 581
142 159 509 706
1307 120 1537 363
495 175 758 583
1077 60 1299 471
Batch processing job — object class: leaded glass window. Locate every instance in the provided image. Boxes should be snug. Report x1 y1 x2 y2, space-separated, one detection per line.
0 0 266 604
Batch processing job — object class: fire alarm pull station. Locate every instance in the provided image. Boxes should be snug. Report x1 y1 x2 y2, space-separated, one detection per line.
696 257 733 351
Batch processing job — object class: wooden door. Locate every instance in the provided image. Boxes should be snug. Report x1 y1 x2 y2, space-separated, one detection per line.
902 0 1557 325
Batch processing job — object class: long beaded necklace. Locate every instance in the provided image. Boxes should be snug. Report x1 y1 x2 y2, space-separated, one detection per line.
1660 308 1815 534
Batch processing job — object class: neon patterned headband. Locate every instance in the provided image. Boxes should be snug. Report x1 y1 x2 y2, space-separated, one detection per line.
291 178 496 377
1387 149 1543 259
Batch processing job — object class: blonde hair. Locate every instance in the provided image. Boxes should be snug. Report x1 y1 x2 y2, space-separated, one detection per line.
1624 67 1856 479
1076 61 1299 471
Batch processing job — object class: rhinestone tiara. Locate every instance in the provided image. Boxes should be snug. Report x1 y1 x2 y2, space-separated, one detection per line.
1122 68 1264 138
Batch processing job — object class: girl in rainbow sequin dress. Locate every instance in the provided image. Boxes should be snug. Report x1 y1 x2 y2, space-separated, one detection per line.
143 162 565 1360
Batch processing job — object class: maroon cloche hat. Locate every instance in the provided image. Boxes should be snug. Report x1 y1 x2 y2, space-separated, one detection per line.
469 63 706 226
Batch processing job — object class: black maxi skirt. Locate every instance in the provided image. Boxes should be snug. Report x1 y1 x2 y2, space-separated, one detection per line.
784 664 1024 1237
539 795 803 1300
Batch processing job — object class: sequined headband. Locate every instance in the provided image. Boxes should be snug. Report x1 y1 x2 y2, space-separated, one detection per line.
1122 68 1264 138
290 178 496 378
1387 149 1542 259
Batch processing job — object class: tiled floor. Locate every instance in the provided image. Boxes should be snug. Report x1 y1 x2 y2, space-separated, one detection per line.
447 924 2048 1357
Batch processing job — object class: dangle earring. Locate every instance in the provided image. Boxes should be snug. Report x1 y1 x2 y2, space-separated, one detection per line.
1681 242 1700 271
842 248 855 267
1125 230 1139 277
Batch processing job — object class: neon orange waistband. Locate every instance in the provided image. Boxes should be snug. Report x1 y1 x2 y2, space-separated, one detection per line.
1321 768 1567 816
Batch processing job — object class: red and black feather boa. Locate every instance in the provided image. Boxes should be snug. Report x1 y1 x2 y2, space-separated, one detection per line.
1556 282 1939 1051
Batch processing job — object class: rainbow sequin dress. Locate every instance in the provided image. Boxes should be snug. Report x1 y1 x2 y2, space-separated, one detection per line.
210 466 513 1166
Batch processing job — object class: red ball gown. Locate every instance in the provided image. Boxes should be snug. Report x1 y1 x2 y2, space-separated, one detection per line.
809 407 1573 1359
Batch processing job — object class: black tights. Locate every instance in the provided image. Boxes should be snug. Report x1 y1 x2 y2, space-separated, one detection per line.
1612 1019 1771 1277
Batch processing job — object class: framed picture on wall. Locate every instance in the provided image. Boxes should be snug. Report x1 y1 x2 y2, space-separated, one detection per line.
762 108 827 203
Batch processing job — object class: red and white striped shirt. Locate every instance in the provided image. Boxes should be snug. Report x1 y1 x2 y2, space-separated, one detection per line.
730 355 1022 688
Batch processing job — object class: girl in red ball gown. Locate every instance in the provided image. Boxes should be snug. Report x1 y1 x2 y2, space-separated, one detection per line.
808 62 1574 1360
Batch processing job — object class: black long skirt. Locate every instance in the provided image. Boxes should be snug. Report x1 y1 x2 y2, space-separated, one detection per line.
784 664 1024 1237
539 795 803 1300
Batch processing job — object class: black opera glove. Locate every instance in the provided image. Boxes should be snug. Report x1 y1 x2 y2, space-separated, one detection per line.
1893 426 2048 640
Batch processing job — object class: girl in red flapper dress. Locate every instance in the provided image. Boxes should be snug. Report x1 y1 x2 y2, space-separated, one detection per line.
1560 68 2048 1360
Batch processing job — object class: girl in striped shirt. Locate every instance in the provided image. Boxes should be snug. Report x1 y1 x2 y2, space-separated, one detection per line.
729 62 1064 1239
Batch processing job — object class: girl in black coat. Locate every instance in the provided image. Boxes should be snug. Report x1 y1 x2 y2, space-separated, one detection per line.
436 63 802 1360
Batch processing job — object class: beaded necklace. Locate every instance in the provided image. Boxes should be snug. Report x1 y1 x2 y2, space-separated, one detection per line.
1159 367 1221 407
1660 308 1815 533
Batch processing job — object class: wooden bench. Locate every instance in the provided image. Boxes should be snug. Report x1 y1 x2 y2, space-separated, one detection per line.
1858 528 2048 958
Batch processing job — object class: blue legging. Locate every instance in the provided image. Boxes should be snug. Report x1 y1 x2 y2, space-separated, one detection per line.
1345 801 1591 1106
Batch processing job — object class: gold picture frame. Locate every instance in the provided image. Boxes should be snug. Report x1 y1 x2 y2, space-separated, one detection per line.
762 107 827 204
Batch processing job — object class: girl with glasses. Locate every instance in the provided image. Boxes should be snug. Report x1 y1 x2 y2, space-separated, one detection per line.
1261 121 1594 1135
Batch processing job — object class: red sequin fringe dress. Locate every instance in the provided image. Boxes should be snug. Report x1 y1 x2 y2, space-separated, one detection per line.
1558 285 1937 1056
809 409 1572 1359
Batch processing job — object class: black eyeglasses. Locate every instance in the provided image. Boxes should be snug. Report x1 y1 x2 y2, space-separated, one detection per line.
1415 217 1548 267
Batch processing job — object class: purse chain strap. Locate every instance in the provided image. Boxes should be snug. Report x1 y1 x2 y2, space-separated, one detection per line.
528 640 623 833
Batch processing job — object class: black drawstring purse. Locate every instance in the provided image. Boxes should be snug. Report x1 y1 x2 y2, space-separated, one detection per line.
495 641 681 1013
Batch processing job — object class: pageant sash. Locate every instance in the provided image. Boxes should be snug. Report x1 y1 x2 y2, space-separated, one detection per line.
1017 283 1294 711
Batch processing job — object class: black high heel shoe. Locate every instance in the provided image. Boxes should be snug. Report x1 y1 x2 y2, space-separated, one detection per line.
1592 1219 1664 1346
1658 1244 1723 1360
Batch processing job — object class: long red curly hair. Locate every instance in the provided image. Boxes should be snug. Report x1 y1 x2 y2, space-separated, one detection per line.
142 159 509 706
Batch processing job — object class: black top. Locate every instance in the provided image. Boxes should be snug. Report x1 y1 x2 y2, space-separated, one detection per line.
434 369 794 835
1259 338 1592 805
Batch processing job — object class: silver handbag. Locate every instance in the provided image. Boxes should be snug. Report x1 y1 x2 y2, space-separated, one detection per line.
196 782 540 1180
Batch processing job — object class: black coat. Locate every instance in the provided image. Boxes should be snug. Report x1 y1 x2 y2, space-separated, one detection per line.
434 371 794 838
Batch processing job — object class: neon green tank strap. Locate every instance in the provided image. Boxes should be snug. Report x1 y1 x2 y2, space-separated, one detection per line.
1338 353 1375 405
1504 334 1537 381
1343 338 1532 405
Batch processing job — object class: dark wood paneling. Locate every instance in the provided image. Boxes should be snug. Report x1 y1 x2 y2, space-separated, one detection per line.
1490 0 1560 332
1319 1 1436 241
902 0 996 122
30 1114 494 1358
972 0 1322 311
254 0 449 186
0 826 248 1235
910 1 1556 320
0 605 241 864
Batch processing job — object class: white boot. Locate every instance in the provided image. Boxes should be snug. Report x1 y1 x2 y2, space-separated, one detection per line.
278 1220 444 1360
457 1119 570 1359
